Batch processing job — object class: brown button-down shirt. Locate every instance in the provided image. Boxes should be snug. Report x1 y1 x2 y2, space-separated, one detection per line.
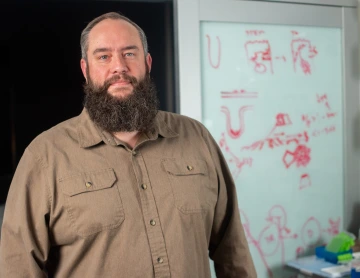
0 109 256 278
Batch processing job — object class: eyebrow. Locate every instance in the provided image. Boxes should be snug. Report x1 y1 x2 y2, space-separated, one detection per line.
122 45 139 52
92 45 140 56
92 48 112 56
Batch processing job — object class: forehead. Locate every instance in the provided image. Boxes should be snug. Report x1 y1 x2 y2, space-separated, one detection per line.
87 19 142 51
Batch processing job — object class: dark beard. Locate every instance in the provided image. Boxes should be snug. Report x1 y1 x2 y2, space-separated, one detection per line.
83 72 159 133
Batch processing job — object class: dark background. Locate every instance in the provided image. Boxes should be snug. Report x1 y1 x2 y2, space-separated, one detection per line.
0 0 175 203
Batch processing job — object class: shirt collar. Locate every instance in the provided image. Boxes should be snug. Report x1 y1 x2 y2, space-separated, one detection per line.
77 109 178 148
77 108 103 148
150 111 179 140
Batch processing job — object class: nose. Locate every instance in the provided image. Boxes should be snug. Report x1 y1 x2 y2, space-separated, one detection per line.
111 55 128 74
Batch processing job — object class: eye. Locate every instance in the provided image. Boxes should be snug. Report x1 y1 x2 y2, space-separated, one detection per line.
99 55 109 60
124 53 135 57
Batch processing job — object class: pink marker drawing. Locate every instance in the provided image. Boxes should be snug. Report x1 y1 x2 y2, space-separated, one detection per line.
282 145 311 169
301 217 322 248
240 209 274 278
240 206 297 277
220 89 258 99
219 133 252 180
285 131 309 145
242 113 294 151
275 56 287 62
302 94 337 129
291 38 318 75
317 93 332 111
312 125 336 137
246 30 265 36
245 40 274 74
299 173 311 190
221 106 253 139
297 217 341 255
258 206 298 263
206 34 221 69
325 218 341 237
276 113 292 127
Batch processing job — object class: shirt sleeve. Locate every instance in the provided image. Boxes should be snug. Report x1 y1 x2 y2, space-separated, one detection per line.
203 129 257 278
0 147 50 278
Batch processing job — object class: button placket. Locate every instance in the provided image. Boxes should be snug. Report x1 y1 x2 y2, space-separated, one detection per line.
131 151 170 277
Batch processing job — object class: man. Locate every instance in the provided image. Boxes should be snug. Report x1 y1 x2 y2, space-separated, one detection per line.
0 12 256 277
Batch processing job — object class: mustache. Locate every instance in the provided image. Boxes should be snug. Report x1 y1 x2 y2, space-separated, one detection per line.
103 74 138 90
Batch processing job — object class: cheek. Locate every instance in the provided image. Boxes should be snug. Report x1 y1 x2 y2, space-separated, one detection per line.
88 66 108 84
133 62 148 78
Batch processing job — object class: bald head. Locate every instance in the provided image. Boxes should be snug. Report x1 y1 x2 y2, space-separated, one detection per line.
80 12 148 61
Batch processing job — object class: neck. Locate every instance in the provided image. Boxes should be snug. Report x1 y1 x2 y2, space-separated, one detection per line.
112 131 140 149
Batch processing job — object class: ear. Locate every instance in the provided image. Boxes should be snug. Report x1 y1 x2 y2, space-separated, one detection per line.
146 53 152 73
80 58 88 82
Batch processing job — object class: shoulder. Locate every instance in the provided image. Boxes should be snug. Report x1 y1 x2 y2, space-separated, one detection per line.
157 111 207 135
27 113 81 156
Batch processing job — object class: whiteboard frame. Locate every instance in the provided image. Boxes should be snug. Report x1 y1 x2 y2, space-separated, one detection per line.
174 0 360 233
237 0 357 7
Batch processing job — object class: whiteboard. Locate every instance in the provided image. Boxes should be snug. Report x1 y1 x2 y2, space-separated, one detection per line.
200 21 343 277
174 0 360 277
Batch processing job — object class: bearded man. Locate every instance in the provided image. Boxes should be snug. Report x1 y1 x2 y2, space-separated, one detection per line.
0 12 256 278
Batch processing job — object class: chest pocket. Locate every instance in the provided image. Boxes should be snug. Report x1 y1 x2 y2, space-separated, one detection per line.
162 158 215 214
60 168 124 237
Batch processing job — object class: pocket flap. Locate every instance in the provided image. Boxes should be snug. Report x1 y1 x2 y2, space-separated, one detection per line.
60 168 116 197
162 158 207 176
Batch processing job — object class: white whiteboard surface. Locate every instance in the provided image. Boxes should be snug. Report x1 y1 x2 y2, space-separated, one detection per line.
201 21 343 277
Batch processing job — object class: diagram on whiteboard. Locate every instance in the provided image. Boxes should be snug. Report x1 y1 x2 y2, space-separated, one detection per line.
201 22 343 278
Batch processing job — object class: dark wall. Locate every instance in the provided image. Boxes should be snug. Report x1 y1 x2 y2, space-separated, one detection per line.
0 1 174 203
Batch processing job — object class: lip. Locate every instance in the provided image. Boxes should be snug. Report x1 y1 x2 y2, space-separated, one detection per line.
110 80 131 87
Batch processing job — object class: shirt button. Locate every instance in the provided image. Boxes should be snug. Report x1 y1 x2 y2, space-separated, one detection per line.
187 165 193 171
157 257 164 264
150 220 156 226
85 181 93 188
141 184 147 190
132 151 137 156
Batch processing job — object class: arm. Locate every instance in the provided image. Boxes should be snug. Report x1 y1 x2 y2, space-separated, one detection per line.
0 147 51 277
204 129 257 278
